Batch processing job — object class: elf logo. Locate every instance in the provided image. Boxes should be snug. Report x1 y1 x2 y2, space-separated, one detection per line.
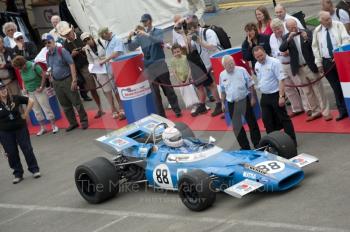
118 81 151 100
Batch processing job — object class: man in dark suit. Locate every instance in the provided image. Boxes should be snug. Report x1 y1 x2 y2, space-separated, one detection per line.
280 18 333 122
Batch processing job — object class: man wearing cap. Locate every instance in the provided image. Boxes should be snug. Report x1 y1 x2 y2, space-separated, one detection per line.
44 33 89 131
56 21 104 119
97 27 127 119
127 13 182 118
13 31 37 61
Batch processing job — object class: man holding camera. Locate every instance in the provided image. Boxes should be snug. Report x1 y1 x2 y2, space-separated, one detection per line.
127 13 182 118
280 18 332 122
185 20 223 117
56 21 104 119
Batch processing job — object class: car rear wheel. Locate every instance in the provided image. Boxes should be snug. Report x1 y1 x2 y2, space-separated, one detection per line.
75 157 119 204
178 169 216 211
258 131 297 159
175 122 195 138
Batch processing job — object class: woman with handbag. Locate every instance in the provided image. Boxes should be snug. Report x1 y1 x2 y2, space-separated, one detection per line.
12 55 58 136
0 81 41 184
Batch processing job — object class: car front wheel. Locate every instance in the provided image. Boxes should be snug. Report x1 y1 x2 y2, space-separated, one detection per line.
178 169 216 211
75 157 119 204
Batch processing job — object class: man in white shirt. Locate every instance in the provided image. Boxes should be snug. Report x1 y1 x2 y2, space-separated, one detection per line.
275 4 305 30
172 15 187 47
269 18 308 118
186 20 223 117
220 55 261 150
312 11 350 120
253 46 296 144
321 0 350 33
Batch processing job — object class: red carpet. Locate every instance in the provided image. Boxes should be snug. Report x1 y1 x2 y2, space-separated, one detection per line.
27 110 350 135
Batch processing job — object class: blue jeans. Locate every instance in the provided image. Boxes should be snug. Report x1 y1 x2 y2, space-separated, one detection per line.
0 127 39 178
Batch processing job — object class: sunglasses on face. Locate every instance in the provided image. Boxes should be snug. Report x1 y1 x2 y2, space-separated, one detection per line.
15 37 23 41
83 37 91 43
43 40 52 45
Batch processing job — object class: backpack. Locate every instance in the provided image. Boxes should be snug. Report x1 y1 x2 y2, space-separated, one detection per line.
46 46 63 66
336 0 350 19
203 25 232 50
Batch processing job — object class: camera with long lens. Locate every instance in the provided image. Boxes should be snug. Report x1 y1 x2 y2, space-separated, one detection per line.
191 33 198 41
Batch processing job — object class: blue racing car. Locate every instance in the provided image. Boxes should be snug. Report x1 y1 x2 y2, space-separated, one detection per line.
75 114 318 211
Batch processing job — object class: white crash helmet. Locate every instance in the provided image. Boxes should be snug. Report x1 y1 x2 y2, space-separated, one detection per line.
162 127 183 148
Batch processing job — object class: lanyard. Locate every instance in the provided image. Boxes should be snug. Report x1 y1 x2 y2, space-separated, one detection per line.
0 100 15 120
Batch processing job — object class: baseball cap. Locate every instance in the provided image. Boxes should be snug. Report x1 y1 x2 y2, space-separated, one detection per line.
41 33 55 41
140 13 152 22
13 31 23 39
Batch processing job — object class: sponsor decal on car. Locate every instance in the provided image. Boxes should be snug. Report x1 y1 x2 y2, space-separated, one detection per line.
243 171 257 179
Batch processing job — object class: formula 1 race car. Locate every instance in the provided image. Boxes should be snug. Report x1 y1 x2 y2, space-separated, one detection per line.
74 114 318 211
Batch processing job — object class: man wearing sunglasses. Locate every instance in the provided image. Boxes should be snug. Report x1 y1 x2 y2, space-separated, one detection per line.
45 33 89 131
13 32 37 61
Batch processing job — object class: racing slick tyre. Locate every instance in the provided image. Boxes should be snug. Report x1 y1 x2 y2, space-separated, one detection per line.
75 157 119 204
258 131 297 159
175 122 195 138
178 169 216 211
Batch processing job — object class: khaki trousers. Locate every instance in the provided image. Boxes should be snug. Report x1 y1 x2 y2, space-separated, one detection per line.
28 89 55 122
296 65 330 117
52 76 88 126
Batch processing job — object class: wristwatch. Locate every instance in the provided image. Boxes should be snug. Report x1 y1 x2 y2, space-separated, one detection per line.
279 95 285 98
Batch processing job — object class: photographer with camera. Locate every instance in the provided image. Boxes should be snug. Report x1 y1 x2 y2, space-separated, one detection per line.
185 19 223 117
56 21 104 119
127 13 182 118
280 18 332 122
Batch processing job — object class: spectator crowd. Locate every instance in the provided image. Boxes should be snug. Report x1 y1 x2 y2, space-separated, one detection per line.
1 0 350 183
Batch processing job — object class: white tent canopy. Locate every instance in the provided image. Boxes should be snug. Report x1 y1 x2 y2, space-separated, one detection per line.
66 0 190 38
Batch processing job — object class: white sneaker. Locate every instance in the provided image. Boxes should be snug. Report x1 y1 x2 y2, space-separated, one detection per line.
52 125 59 134
36 128 47 136
13 177 23 184
33 172 41 179
112 112 119 119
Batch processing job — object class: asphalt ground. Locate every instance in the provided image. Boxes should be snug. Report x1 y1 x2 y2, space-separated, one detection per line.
1 0 350 231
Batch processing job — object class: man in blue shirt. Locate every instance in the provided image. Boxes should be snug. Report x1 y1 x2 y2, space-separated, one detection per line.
127 13 181 118
220 55 261 150
45 34 88 131
253 46 296 144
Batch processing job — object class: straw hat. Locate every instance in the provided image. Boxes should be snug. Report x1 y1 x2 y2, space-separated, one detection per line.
56 21 73 36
